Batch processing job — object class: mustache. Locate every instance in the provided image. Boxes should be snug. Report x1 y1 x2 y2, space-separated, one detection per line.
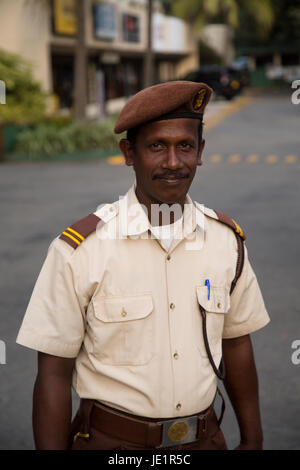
153 173 189 180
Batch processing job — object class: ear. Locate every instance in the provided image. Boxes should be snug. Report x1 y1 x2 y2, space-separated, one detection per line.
197 139 205 166
119 139 135 166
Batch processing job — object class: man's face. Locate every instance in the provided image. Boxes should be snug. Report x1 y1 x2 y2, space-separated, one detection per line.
120 118 205 205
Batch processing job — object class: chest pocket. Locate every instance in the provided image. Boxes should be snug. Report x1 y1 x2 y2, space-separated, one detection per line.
90 293 154 366
196 285 230 358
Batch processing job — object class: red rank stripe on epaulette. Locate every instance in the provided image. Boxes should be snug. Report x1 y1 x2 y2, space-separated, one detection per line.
59 213 101 249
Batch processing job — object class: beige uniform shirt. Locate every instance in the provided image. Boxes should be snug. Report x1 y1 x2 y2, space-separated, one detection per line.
16 184 270 418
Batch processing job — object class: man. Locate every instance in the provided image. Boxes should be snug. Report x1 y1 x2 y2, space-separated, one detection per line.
16 81 270 450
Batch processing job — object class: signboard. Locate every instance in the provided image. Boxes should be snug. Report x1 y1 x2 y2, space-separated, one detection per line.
122 14 140 43
101 52 120 64
167 16 184 53
152 13 165 52
53 0 77 36
153 13 185 53
94 3 117 41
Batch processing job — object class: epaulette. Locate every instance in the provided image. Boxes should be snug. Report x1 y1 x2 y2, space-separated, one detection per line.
59 213 101 249
204 208 246 241
203 207 246 295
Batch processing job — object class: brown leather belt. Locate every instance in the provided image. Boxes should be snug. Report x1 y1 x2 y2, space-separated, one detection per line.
74 389 225 448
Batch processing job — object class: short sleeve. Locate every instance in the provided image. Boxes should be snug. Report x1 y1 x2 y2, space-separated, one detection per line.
16 238 86 358
223 245 270 338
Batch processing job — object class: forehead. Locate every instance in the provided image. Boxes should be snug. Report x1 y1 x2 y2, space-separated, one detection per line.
136 118 200 141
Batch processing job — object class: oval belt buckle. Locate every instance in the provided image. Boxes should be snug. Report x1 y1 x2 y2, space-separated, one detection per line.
157 416 198 448
168 421 188 442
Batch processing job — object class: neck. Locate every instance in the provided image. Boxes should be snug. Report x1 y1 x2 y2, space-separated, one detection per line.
135 186 185 227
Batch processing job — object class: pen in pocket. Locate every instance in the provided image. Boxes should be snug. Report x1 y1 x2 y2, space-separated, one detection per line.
205 279 210 300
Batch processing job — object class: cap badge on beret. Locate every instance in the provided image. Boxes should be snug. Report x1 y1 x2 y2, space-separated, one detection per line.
114 81 213 134
193 89 207 111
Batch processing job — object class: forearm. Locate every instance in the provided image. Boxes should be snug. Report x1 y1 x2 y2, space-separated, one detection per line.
222 334 263 448
33 374 72 449
32 352 75 450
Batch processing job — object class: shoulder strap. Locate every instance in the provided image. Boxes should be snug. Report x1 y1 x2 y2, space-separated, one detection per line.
59 213 101 250
198 208 247 381
213 210 246 241
212 210 246 294
230 233 245 294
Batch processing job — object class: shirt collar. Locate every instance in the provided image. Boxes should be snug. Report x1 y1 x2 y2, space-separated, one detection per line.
119 183 205 239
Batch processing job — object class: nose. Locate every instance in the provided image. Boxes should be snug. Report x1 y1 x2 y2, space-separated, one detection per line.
162 146 184 170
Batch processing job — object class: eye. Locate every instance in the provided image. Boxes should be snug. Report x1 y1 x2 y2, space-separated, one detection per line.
150 142 164 151
179 142 193 151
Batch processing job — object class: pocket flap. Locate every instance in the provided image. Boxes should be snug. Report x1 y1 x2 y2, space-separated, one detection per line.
196 285 230 314
92 294 154 323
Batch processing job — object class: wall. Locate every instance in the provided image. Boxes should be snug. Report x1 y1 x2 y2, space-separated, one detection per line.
201 24 234 65
0 0 51 91
0 0 199 96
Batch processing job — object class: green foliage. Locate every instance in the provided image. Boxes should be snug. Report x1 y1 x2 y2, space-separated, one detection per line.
16 116 123 158
0 48 46 125
171 0 275 36
269 0 300 42
38 115 73 129
235 0 300 49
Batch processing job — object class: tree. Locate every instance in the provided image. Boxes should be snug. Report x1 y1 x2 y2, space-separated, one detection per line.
233 0 300 55
170 0 275 37
0 48 46 161
268 0 300 43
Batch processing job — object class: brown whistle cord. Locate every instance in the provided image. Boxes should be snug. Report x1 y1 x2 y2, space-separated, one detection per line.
199 304 226 380
199 231 245 380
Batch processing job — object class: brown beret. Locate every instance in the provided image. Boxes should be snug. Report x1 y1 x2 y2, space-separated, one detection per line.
114 80 213 134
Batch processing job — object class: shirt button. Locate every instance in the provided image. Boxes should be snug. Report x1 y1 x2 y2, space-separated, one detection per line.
166 254 171 260
170 303 175 310
173 352 179 360
176 403 182 410
121 309 127 317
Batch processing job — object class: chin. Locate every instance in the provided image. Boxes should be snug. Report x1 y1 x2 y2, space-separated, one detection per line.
155 188 187 205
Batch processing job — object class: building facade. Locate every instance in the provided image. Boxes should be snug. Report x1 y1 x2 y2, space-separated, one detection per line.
0 0 199 116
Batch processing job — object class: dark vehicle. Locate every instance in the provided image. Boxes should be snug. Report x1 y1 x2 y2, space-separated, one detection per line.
183 66 244 100
230 56 250 88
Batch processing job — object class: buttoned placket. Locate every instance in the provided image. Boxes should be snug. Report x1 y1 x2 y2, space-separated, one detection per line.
164 239 187 414
162 203 203 415
120 186 205 415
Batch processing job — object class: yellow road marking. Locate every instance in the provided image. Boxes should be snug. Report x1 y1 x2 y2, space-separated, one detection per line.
210 154 223 163
107 155 125 165
266 154 278 163
246 154 259 163
205 96 253 131
284 154 297 164
107 152 297 166
228 154 241 163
